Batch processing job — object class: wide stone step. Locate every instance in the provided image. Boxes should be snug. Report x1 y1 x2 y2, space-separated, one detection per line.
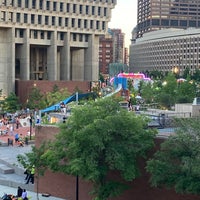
0 164 14 174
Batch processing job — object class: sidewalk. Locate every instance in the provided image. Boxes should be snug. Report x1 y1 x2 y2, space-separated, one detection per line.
0 126 65 200
0 184 64 200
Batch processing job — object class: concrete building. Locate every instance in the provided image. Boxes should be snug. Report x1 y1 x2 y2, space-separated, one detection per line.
130 0 200 73
130 28 200 73
0 0 116 96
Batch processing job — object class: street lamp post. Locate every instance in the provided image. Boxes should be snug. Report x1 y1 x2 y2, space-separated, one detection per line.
29 114 33 140
76 175 79 200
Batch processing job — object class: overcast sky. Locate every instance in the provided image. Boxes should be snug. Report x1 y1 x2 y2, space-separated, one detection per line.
108 0 137 48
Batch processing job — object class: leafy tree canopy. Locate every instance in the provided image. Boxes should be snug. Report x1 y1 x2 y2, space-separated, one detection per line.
43 97 156 200
2 92 21 113
146 118 200 195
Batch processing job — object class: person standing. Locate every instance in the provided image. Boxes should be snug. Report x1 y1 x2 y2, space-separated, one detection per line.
16 186 23 198
22 189 28 200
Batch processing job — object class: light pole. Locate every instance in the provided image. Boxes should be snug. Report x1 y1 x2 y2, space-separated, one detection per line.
76 175 79 200
29 114 33 140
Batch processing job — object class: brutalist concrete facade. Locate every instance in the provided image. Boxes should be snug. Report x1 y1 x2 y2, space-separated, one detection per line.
0 0 116 96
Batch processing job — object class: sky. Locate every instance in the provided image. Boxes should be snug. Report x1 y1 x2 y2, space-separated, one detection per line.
108 0 137 48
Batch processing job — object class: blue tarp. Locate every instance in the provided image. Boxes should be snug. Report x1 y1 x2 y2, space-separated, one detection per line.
40 92 95 113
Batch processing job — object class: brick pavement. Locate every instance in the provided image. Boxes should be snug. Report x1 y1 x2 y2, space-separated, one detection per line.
0 124 35 146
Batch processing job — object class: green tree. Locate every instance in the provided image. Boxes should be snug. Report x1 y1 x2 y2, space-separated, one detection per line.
2 92 21 113
17 143 49 200
44 86 70 107
157 73 177 109
27 87 44 110
176 78 196 103
146 118 200 195
43 97 156 200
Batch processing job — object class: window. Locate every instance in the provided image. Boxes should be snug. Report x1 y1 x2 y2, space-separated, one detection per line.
80 5 82 14
52 16 55 26
45 16 48 25
47 31 51 39
53 2 56 11
73 33 76 41
84 19 87 28
31 14 35 24
72 18 75 27
39 0 43 9
59 17 62 26
46 1 50 10
19 29 23 38
86 5 89 14
65 18 68 26
25 0 28 8
92 6 95 15
67 3 70 12
60 2 63 12
32 0 36 9
17 0 21 7
24 13 28 23
38 15 42 24
34 30 37 39
16 13 20 23
78 19 81 28
73 4 76 13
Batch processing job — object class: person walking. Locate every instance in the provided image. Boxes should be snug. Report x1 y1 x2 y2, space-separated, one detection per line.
26 165 35 184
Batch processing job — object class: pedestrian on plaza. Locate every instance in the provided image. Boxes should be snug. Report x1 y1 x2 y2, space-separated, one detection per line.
26 165 35 184
9 125 14 136
21 189 28 200
16 186 23 198
16 118 20 129
24 165 31 181
18 134 24 147
14 133 19 143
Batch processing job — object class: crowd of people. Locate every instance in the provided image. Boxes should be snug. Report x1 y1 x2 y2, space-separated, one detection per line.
1 187 28 200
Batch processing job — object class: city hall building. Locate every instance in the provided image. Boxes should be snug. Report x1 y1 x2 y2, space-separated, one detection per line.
0 0 116 96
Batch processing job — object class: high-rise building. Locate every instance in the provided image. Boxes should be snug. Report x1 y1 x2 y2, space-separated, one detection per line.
99 28 126 75
111 29 125 63
137 0 200 38
0 0 116 96
130 0 200 74
99 35 114 75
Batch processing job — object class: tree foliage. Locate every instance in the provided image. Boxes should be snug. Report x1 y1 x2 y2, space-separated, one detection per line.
26 87 44 110
17 143 49 200
2 92 21 113
43 86 70 107
146 118 200 195
43 97 156 200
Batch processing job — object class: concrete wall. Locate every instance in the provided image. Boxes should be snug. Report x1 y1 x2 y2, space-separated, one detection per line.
175 103 200 117
34 125 200 200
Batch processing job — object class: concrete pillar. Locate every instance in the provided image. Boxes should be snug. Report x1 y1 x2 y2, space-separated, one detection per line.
84 34 99 81
60 32 70 80
47 31 57 80
71 49 84 81
20 29 30 80
0 28 15 96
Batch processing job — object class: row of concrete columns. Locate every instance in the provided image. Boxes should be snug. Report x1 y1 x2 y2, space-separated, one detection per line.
0 28 99 95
